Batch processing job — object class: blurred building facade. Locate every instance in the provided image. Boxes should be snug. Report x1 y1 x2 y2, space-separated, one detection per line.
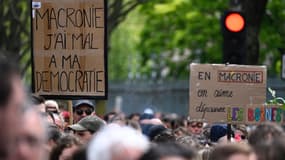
107 78 285 115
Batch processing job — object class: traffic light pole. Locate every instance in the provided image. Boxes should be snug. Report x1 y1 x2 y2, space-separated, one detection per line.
222 11 246 65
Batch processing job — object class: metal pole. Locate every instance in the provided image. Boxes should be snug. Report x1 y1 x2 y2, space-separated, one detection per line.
227 123 232 142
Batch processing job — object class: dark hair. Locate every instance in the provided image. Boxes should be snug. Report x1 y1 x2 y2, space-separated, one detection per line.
176 135 202 149
150 127 176 143
109 114 126 124
126 120 141 131
47 125 62 142
198 147 213 160
162 115 181 130
128 113 141 120
209 143 252 160
103 111 117 122
0 56 20 107
30 94 45 105
173 127 188 137
71 146 87 160
49 134 82 160
139 142 196 160
254 136 285 160
248 122 284 147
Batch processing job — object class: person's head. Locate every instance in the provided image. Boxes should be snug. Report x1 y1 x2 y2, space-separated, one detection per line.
196 147 212 160
126 120 142 132
46 124 62 153
139 142 196 160
128 113 141 122
161 114 181 130
71 146 87 160
176 135 202 150
253 136 285 160
210 124 233 144
147 125 176 143
72 100 95 123
87 124 149 160
234 124 248 142
0 56 26 159
68 115 106 143
109 113 126 126
50 134 82 160
248 122 284 147
45 100 60 114
209 143 254 160
187 121 203 135
173 127 188 138
13 106 47 160
103 111 117 123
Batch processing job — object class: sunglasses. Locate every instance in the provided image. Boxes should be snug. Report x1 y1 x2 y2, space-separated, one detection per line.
190 123 203 128
75 109 93 116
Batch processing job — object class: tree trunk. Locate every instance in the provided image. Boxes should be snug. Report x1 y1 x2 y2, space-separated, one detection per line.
230 0 268 65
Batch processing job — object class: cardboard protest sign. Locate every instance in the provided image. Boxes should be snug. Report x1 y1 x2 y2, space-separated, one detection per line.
246 104 283 124
31 0 107 99
189 64 266 123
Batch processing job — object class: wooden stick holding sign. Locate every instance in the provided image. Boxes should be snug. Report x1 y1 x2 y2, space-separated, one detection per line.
68 100 73 125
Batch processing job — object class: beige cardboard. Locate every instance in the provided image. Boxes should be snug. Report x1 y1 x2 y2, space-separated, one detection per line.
32 0 106 97
189 63 267 123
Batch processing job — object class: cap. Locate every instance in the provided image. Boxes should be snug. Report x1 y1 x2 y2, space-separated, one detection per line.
143 108 154 114
68 115 105 133
45 100 59 113
61 111 70 119
210 124 227 142
72 100 95 109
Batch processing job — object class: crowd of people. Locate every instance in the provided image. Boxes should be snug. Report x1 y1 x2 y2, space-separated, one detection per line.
1 56 285 160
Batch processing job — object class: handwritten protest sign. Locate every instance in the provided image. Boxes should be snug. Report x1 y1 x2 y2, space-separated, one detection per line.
189 64 266 123
31 0 107 99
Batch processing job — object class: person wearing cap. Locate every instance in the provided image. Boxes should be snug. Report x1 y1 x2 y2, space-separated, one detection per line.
210 124 235 144
68 115 106 143
72 99 95 123
45 100 60 114
45 100 66 131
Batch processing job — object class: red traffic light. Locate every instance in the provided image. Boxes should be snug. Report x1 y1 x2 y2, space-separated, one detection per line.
225 13 245 32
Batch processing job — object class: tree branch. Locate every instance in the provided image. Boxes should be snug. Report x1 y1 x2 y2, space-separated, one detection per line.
21 59 31 76
107 0 146 37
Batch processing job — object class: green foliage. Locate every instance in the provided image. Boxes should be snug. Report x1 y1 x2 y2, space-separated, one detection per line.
109 8 144 80
134 0 285 80
137 0 228 79
0 0 31 83
260 0 285 76
267 87 285 109
2 0 285 82
0 0 30 51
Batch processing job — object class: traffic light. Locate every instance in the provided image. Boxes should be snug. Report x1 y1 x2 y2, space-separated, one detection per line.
222 11 246 64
